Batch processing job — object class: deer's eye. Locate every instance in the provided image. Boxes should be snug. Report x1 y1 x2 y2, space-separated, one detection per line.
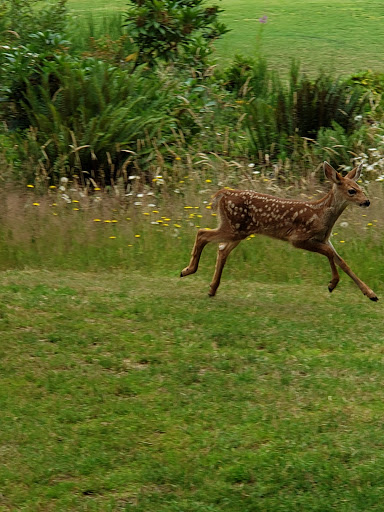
348 189 357 195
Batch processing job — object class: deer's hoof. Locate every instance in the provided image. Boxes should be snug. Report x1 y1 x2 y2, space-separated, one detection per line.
370 295 379 302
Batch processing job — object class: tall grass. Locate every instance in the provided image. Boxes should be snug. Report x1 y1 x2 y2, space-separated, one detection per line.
1 170 383 295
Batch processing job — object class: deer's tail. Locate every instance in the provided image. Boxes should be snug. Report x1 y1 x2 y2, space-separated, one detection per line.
211 189 228 211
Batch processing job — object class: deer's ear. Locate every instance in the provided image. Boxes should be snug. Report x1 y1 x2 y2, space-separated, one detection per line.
346 163 363 182
324 161 342 184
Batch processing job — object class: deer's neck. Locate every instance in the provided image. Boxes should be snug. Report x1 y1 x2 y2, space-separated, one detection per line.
313 187 348 228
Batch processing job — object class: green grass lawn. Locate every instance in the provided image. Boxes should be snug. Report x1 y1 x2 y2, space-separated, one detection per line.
67 0 384 75
1 268 383 511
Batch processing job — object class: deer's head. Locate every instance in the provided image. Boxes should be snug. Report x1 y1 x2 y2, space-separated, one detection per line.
324 161 370 208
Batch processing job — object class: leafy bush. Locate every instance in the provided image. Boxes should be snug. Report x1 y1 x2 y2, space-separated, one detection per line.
219 55 270 98
0 0 67 44
123 0 229 69
0 31 71 130
10 58 177 185
244 63 371 162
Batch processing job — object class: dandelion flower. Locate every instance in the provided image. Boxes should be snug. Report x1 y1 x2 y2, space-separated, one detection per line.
27 184 34 188
94 219 101 222
33 202 40 206
49 185 56 189
174 224 181 228
112 220 118 223
367 223 373 226
339 240 346 243
104 220 111 223
206 179 212 183
109 236 116 239
73 208 79 211
135 234 141 238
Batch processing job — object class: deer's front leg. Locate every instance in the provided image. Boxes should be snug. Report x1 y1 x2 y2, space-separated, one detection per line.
328 243 378 302
294 239 378 302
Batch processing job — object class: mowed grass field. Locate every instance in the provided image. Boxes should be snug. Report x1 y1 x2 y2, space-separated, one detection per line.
67 0 384 75
1 179 384 510
1 266 384 511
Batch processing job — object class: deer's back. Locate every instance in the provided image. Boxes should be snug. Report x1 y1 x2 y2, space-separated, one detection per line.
212 188 326 242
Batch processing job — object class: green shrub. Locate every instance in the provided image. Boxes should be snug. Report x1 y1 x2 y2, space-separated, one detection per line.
0 0 67 44
123 0 229 70
244 63 371 163
11 58 177 185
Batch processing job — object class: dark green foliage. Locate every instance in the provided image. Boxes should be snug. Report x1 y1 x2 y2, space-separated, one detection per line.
219 55 270 98
14 58 176 184
0 0 67 43
0 1 381 186
124 0 229 69
243 63 371 164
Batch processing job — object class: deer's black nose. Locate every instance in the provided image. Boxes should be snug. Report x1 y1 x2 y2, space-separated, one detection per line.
360 200 370 207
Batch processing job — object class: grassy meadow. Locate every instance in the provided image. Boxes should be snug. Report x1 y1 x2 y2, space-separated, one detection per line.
1 176 384 510
1 263 384 511
67 0 384 75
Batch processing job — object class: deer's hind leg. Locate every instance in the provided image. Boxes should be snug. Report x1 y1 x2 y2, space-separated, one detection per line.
208 240 241 296
181 228 234 277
